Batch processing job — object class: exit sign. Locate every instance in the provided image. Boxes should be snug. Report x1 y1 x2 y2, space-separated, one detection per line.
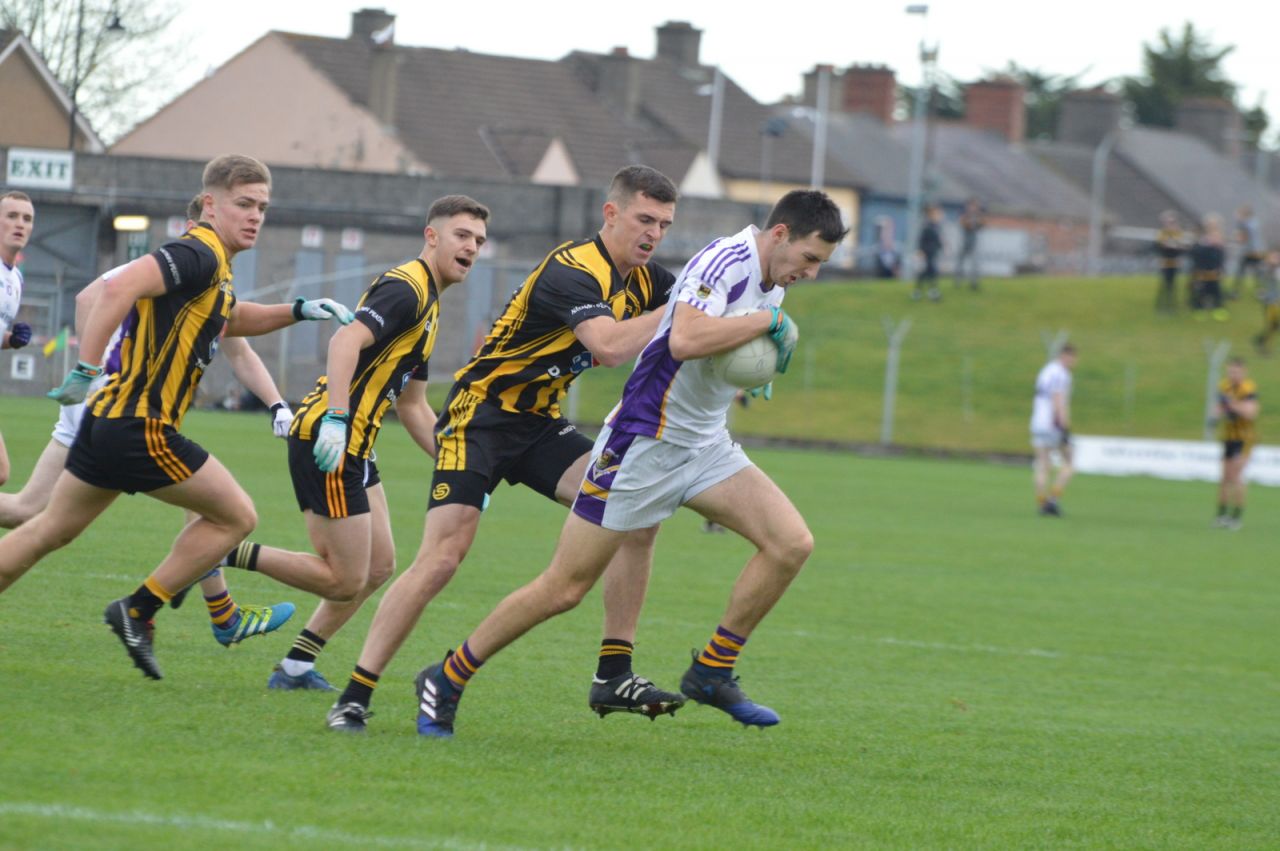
5 148 74 190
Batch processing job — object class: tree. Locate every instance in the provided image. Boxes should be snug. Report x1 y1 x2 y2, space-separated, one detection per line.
992 62 1088 141
897 70 966 122
1121 22 1237 129
0 0 185 143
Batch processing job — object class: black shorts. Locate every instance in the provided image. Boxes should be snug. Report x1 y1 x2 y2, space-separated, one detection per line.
288 434 381 518
430 387 592 509
66 412 209 494
1223 440 1251 460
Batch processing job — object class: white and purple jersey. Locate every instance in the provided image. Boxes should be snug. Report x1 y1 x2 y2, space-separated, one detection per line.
0 259 23 341
606 225 782 449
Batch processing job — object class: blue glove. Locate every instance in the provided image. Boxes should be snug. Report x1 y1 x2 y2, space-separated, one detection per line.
8 322 31 349
313 408 349 473
47 361 104 404
766 306 799 374
747 382 773 401
293 297 355 325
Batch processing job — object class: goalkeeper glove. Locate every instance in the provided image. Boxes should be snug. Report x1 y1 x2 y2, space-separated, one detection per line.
269 401 294 438
293 297 355 325
47 361 104 404
766 306 799 374
313 408 349 473
8 322 31 349
747 382 773 401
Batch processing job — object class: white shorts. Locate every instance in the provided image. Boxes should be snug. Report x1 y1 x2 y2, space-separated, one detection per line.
572 426 753 532
52 402 87 448
1030 428 1066 450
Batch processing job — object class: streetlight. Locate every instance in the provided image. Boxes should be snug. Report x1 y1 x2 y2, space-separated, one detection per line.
68 1 125 150
1086 127 1120 277
901 4 934 282
810 65 831 190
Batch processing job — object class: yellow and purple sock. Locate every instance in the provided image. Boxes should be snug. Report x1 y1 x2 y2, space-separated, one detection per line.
442 641 484 690
694 625 747 674
204 590 240 629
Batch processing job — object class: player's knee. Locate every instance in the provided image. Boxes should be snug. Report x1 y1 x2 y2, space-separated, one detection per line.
366 556 395 591
545 579 591 615
326 571 363 602
771 525 814 572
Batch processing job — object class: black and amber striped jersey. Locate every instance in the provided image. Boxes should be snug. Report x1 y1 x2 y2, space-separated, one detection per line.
89 225 235 429
454 235 674 417
291 258 439 459
1190 241 1225 282
1154 227 1185 269
1218 377 1258 444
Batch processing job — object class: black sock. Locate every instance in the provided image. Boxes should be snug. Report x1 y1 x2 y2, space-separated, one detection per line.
127 584 166 622
596 638 634 680
222 541 260 571
285 629 326 664
1231 506 1243 519
1217 504 1228 517
338 665 380 708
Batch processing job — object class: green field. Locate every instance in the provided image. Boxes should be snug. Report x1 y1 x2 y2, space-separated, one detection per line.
0 397 1276 849
567 274 1280 453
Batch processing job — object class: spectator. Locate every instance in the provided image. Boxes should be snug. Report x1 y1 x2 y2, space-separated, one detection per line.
1253 251 1280 356
874 216 899 279
1153 210 1186 314
912 204 943 302
954 198 985 291
1189 213 1228 322
1231 205 1265 299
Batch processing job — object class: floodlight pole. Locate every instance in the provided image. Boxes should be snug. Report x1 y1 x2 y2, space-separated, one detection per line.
901 4 931 283
1086 128 1120 277
1203 339 1230 440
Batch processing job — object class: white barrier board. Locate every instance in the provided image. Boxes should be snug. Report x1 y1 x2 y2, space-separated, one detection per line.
1073 435 1280 486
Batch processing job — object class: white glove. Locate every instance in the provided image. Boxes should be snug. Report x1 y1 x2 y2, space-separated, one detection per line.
313 408 349 473
269 401 293 438
293 297 355 325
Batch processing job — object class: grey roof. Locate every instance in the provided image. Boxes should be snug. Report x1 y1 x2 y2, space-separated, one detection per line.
1115 126 1280 243
281 34 671 186
891 121 1093 221
1031 139 1186 229
780 110 968 202
564 52 860 188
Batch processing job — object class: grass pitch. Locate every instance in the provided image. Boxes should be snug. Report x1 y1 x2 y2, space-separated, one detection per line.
0 398 1277 849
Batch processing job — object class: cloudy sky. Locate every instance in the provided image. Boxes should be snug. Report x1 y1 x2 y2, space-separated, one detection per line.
167 0 1272 133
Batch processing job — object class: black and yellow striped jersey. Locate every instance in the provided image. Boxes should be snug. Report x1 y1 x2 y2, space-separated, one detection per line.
1154 228 1185 269
89 225 235 429
454 235 674 417
291 258 439 459
1189 241 1225 282
1219 377 1258 444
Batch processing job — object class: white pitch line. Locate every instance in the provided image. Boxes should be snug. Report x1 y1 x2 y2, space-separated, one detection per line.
787 629 1064 659
0 802 566 851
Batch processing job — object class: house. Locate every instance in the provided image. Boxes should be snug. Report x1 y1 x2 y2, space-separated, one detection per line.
0 29 103 152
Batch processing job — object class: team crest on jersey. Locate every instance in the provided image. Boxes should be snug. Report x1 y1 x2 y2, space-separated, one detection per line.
570 351 594 374
595 449 615 471
432 483 450 501
696 283 712 299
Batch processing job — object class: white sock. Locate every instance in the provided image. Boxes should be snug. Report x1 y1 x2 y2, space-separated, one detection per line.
281 658 315 677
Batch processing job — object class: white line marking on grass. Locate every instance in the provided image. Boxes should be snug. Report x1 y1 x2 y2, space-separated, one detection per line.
788 630 1063 659
0 802 563 851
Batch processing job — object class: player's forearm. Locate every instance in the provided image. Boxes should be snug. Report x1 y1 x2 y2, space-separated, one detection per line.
225 302 296 337
396 393 437 459
222 337 285 407
322 333 362 413
79 286 135 365
669 307 772 361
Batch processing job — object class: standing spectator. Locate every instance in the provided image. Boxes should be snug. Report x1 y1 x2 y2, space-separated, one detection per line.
1212 358 1259 530
874 216 899 278
1189 213 1228 322
912 204 943 302
1153 210 1186 314
1231 205 1265 299
954 198 985 291
1253 251 1280 355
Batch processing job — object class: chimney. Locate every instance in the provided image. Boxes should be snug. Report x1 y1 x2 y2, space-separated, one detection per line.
965 77 1025 143
1058 88 1124 147
1176 97 1243 157
596 47 642 122
802 64 842 115
655 20 701 66
351 8 395 44
839 64 896 123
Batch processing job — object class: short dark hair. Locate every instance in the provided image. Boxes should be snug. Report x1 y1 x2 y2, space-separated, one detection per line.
0 190 32 205
186 193 204 222
1059 343 1077 356
203 154 272 192
765 190 848 244
427 194 490 224
607 165 678 206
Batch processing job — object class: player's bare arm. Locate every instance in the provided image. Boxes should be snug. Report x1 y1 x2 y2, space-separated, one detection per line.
78 256 166 365
395 378 437 459
571 309 664 367
668 302 773 361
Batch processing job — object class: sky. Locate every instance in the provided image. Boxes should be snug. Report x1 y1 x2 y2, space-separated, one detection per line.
166 0 1272 129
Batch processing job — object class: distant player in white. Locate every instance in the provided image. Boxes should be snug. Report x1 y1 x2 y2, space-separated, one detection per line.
409 190 848 737
1030 343 1077 516
0 190 36 486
